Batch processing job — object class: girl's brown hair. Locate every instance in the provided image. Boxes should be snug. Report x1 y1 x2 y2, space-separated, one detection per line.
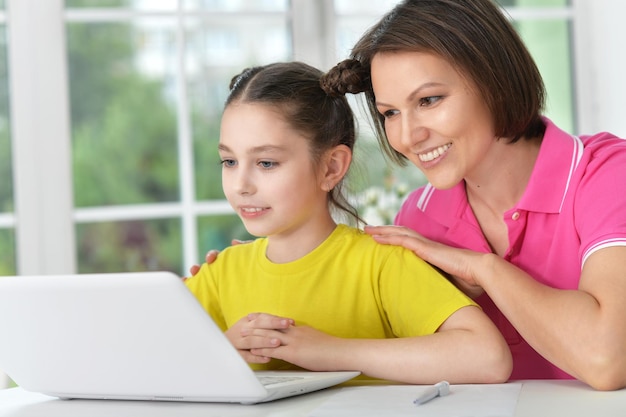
227 61 364 225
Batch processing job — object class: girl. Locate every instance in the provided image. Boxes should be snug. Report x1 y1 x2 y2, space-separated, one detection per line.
184 61 511 384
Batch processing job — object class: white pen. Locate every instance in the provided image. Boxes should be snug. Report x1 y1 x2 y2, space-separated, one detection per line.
413 381 450 405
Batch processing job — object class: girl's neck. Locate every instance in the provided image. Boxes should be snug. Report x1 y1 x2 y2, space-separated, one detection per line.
264 215 338 264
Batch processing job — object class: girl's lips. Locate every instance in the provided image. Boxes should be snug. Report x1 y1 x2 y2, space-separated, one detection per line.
418 143 452 162
239 206 270 218
241 207 264 213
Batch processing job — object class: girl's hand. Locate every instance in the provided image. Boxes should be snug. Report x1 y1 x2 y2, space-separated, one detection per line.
364 225 487 298
250 325 343 371
225 313 295 364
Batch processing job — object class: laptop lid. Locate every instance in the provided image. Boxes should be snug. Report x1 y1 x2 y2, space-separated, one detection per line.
0 272 358 403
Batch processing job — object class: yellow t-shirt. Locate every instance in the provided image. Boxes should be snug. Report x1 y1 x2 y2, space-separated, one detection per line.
185 224 475 370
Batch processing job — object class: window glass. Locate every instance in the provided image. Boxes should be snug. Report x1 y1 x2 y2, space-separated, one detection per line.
0 229 15 275
65 1 290 272
334 0 399 14
67 19 179 207
0 25 11 214
189 17 290 200
0 1 12 367
186 10 290 253
76 219 182 273
334 2 429 224
0 22 15 276
184 0 287 12
65 0 288 11
197 214 253 259
514 18 574 132
65 0 175 8
498 0 568 6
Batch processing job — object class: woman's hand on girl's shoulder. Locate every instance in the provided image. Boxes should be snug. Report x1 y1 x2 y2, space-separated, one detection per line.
189 239 251 276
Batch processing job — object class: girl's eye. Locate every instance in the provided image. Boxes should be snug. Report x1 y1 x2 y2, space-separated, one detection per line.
419 96 442 107
259 161 276 169
220 159 236 168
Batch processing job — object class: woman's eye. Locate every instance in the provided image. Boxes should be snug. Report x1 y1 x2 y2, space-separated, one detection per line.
259 161 276 169
419 96 442 106
382 109 399 119
220 159 236 168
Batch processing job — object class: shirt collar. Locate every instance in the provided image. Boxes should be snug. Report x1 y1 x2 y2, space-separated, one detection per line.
420 118 583 229
517 117 584 214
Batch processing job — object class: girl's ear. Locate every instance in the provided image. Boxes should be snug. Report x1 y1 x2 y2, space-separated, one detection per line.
321 144 352 191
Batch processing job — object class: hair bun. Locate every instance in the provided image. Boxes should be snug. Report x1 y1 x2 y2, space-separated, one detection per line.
320 59 371 97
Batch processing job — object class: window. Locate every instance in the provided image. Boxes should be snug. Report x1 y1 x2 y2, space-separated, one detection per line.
499 0 574 133
64 1 290 274
0 2 14 277
2 0 624 278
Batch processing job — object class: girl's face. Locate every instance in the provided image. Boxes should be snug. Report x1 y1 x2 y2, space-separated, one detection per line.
370 51 497 189
219 102 330 239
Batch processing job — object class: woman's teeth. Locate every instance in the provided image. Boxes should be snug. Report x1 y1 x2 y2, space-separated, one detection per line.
418 143 451 162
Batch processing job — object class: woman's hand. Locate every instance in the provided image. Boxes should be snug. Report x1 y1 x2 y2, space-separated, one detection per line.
364 225 488 298
225 313 294 364
188 250 219 276
188 239 250 276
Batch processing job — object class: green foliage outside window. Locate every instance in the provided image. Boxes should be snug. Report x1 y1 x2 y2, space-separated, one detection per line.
68 22 180 207
0 230 15 275
76 219 182 273
0 28 10 214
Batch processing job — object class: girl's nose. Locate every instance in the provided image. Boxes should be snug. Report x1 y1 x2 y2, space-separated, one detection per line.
234 169 255 196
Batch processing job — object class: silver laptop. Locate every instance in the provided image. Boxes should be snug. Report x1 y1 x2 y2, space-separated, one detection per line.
0 271 359 404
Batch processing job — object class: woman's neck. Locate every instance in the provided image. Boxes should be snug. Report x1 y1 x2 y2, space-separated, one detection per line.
463 137 541 256
465 137 541 214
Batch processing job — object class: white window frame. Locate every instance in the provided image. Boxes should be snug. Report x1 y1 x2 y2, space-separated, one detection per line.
5 0 626 276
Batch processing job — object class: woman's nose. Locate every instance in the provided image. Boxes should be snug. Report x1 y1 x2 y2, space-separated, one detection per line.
400 114 428 149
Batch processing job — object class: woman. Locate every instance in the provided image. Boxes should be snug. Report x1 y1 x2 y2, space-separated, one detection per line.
322 0 626 390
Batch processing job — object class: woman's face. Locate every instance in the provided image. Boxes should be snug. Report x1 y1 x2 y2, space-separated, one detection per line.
370 51 497 189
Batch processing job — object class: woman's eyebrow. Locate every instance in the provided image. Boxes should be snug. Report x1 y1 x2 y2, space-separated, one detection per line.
376 82 444 107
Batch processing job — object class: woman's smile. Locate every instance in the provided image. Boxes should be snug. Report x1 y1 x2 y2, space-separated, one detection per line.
418 143 452 162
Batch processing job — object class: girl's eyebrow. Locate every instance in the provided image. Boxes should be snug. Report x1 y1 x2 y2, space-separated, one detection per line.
218 143 287 154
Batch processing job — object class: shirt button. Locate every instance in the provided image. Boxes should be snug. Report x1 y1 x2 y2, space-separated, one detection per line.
512 212 520 220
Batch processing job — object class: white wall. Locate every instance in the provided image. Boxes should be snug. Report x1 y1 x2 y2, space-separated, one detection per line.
573 0 626 137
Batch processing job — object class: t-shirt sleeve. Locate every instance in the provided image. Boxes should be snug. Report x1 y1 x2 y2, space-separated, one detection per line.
378 246 477 337
574 140 626 264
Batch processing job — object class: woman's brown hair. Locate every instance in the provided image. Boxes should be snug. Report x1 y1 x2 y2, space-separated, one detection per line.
324 0 546 165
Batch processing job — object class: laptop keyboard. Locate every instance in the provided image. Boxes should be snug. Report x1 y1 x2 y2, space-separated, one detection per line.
258 375 306 387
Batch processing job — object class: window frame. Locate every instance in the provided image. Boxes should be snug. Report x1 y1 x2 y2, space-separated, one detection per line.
4 0 622 276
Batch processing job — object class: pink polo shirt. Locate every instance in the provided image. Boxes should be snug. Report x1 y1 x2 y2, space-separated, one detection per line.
395 118 626 380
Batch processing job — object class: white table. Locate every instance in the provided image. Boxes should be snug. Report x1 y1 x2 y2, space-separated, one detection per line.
0 380 625 417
